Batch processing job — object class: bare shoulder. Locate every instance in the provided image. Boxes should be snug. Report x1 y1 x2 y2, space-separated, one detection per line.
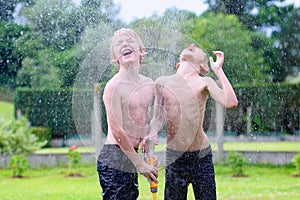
140 74 154 83
155 75 173 85
104 76 117 89
103 76 120 98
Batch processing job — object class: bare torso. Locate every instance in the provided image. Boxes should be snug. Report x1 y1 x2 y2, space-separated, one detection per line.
105 74 154 148
156 73 210 151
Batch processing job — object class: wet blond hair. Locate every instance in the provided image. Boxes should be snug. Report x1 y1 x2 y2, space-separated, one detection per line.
110 28 146 65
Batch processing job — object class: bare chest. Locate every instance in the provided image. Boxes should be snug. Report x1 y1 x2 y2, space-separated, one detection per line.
120 82 154 109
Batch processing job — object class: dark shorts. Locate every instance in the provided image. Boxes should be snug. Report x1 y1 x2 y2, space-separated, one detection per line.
97 144 139 200
164 145 216 200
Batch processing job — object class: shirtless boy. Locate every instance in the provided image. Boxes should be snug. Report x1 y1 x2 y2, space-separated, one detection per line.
150 43 238 200
97 28 158 200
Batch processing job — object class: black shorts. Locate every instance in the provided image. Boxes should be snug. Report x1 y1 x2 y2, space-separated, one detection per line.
164 145 216 200
97 144 138 200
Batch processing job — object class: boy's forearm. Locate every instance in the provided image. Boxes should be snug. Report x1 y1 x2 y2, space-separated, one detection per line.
214 68 238 108
111 127 145 168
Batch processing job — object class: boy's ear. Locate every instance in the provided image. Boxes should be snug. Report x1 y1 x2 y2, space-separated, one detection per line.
112 58 118 63
200 64 209 71
140 47 147 57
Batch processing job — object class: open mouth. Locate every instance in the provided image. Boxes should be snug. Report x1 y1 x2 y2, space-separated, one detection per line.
122 49 133 56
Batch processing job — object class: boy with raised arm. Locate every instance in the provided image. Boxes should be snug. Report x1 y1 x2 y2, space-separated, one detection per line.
150 43 238 200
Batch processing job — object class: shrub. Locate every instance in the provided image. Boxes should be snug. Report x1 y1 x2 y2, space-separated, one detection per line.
292 152 300 176
227 151 249 177
66 145 82 176
0 121 11 154
30 127 51 147
0 116 47 177
9 153 29 178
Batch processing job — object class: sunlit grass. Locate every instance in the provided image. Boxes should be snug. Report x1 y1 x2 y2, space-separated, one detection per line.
0 164 101 200
2 164 297 200
0 101 14 120
222 141 300 152
155 141 300 152
34 141 300 154
35 146 96 154
214 164 299 200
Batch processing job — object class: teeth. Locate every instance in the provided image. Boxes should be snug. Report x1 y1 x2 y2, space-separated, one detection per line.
122 49 133 56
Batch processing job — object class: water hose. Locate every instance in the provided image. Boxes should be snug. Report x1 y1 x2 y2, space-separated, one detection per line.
147 137 157 200
149 157 158 200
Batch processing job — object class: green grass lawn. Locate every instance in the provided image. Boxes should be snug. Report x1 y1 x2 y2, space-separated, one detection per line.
155 141 300 152
0 163 299 200
0 101 14 120
221 141 300 152
35 141 300 154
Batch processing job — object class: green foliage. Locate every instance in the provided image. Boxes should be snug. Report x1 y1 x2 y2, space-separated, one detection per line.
151 8 197 30
30 127 51 147
15 0 120 89
205 1 299 82
0 21 30 87
22 0 83 49
14 82 299 137
0 126 10 154
67 145 82 175
9 153 29 177
17 48 64 89
225 83 300 135
67 146 82 168
0 116 47 155
19 58 63 89
14 87 93 137
181 12 269 85
0 116 46 177
292 152 300 176
227 151 249 176
272 7 299 81
0 0 34 21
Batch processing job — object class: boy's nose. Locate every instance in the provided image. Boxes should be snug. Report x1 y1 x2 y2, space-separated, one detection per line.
122 40 128 45
188 43 196 50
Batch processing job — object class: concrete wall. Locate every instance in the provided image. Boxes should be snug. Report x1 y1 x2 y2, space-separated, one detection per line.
0 151 297 168
221 151 297 165
0 152 97 168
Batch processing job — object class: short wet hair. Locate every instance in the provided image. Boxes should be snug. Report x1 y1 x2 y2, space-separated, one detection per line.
110 28 146 65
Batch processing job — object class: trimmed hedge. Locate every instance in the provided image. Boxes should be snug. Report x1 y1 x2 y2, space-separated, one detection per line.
14 88 93 138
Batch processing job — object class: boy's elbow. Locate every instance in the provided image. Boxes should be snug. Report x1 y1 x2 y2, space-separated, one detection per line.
224 98 238 108
227 99 238 108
